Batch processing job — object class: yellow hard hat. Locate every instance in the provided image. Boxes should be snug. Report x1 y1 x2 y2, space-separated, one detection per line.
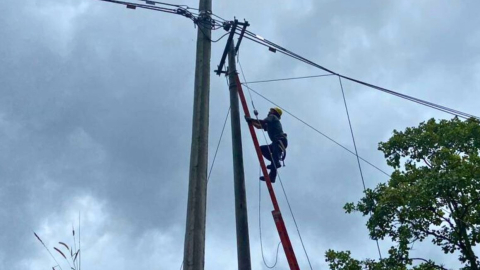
271 107 283 117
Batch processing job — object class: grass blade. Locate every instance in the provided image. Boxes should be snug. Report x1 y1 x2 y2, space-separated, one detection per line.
54 247 67 259
59 242 70 251
33 232 64 270
34 232 44 245
73 250 79 262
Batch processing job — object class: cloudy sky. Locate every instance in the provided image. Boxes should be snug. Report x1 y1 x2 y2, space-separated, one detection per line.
1 1 480 269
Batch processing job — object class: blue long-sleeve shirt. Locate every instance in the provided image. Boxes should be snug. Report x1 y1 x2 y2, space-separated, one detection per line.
262 114 285 142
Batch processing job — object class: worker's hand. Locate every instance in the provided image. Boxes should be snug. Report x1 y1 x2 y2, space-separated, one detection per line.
245 116 253 123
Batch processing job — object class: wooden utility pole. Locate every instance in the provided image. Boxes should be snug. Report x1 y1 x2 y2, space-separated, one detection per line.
228 40 252 270
183 0 212 269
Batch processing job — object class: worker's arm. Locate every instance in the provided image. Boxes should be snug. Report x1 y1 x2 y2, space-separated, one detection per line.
245 117 266 130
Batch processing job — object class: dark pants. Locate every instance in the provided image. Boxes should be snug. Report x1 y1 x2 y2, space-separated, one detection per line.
260 138 288 182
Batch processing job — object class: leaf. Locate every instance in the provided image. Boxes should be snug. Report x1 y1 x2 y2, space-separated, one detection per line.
59 242 70 251
73 250 80 262
54 247 67 259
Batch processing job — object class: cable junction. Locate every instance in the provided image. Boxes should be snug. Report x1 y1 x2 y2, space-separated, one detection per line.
95 0 227 30
96 0 478 120
233 28 479 120
243 84 390 177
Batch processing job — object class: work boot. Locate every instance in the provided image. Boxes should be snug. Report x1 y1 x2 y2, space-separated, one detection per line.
267 163 281 170
259 176 275 183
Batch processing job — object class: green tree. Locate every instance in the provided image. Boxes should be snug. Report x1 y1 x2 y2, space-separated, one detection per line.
326 117 480 270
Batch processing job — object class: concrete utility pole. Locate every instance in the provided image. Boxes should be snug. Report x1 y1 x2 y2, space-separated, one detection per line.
228 41 252 270
183 0 212 269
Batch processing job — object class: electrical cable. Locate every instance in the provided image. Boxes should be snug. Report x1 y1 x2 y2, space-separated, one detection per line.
259 167 282 269
241 30 477 119
197 27 229 43
239 66 314 270
276 172 314 270
243 84 390 177
98 1 476 119
96 0 177 13
243 74 335 85
257 127 315 270
136 0 192 9
239 53 284 268
207 107 231 183
211 32 230 43
237 29 479 120
96 0 226 31
338 76 383 259
237 57 258 112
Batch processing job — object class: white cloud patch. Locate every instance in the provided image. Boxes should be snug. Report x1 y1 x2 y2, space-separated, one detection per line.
2 0 480 269
26 1 91 57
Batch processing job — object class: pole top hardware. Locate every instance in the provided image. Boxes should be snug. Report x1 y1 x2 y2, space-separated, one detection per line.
215 19 249 76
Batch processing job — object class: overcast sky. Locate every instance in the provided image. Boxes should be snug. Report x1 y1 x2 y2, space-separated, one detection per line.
1 1 480 269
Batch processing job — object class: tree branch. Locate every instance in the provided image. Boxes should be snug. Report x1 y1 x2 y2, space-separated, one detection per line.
410 258 448 270
422 157 432 168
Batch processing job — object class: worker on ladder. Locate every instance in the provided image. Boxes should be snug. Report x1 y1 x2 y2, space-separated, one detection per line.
245 107 288 183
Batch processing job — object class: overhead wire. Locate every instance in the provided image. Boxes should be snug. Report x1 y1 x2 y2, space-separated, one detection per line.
96 0 177 13
238 55 280 268
243 30 477 119
236 22 480 264
197 26 229 43
243 74 384 266
275 173 314 270
135 0 193 9
243 85 390 177
96 0 477 119
237 57 258 112
237 54 284 268
238 61 314 270
338 76 383 259
243 74 335 85
210 32 230 43
96 0 227 33
236 29 479 120
258 167 282 269
207 106 231 183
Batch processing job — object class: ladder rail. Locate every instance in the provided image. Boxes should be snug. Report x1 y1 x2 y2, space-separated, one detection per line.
234 74 300 270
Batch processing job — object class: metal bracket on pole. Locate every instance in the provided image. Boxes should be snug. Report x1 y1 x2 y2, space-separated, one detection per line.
215 20 238 75
214 19 249 76
235 20 250 54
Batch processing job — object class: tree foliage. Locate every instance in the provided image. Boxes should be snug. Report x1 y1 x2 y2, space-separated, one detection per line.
326 117 480 270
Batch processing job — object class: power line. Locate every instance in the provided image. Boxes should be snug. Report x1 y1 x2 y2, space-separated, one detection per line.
243 74 335 85
239 65 314 270
210 32 230 43
135 0 194 9
276 172 314 270
243 84 391 177
97 0 177 13
96 0 226 30
207 107 231 183
258 168 281 269
207 76 234 184
338 76 383 259
236 29 479 120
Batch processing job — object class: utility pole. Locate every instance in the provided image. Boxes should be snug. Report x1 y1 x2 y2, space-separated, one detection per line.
183 0 212 269
228 40 252 270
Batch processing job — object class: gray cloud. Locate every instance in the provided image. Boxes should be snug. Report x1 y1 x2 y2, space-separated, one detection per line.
1 0 479 269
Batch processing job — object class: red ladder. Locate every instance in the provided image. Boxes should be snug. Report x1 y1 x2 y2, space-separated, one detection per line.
234 74 300 270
